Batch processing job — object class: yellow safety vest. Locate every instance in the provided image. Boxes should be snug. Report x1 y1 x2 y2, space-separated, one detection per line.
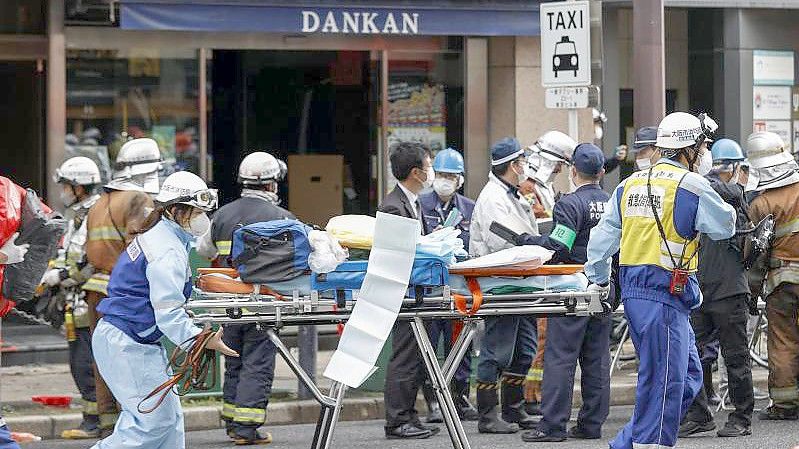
619 163 699 272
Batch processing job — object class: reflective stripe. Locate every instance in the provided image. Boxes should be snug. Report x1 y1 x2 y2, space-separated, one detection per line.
221 402 236 419
83 277 109 295
770 386 799 401
83 400 98 415
99 412 120 429
233 407 266 424
775 217 799 239
632 444 673 449
88 226 126 241
215 240 232 256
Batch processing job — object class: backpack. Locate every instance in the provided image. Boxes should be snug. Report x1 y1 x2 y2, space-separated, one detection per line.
231 219 312 283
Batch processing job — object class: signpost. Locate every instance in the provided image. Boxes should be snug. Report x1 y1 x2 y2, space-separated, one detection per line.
540 0 591 141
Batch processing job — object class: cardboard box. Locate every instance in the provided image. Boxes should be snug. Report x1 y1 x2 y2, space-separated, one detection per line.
288 154 344 227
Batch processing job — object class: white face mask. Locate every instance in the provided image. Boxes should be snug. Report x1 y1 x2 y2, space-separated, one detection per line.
187 212 211 237
635 157 652 171
420 166 435 190
513 163 527 186
432 177 457 198
697 150 713 175
60 189 77 207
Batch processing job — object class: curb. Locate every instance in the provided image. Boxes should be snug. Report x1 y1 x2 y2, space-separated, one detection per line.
4 376 769 440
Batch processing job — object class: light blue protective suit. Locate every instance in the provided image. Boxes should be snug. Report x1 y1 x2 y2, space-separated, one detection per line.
91 218 201 449
585 159 736 449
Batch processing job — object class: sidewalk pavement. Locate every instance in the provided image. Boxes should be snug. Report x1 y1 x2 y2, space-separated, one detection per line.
0 351 770 440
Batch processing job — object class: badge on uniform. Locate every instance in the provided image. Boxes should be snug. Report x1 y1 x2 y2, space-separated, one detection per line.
669 268 689 294
127 239 142 261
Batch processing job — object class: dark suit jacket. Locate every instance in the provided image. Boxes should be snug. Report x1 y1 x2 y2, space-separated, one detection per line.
378 185 419 221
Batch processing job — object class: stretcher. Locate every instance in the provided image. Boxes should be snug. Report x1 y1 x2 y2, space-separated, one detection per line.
187 265 604 449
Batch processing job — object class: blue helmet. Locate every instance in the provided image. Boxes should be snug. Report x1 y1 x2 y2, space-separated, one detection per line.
711 138 745 163
433 148 465 174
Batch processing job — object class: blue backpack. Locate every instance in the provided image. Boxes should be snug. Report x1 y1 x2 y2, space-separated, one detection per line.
231 219 312 283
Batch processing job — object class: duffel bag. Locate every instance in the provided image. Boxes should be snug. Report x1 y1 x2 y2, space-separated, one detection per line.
231 219 312 283
312 256 449 292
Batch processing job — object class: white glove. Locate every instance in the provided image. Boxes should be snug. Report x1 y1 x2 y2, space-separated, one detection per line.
587 283 611 314
0 233 29 265
41 269 63 287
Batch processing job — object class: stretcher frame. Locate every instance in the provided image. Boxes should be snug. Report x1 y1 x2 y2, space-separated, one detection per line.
187 286 602 449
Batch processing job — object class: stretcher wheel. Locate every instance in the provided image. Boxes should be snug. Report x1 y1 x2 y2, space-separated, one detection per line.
226 307 243 319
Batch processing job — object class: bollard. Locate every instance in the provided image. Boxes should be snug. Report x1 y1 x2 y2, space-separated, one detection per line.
297 325 318 400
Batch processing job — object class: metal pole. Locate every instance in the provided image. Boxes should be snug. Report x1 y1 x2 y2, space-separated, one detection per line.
568 109 580 141
297 325 318 400
633 0 666 128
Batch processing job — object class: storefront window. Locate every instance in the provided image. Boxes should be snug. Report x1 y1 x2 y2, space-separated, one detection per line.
384 40 464 193
66 48 202 180
0 0 46 34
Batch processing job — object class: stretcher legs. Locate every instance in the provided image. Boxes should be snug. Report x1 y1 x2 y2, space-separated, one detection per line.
266 330 346 449
410 317 471 449
443 319 479 384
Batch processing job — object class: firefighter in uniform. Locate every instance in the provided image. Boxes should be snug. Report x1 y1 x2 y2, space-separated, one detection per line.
197 151 294 445
84 138 161 434
40 157 103 439
418 147 477 422
586 112 736 449
744 131 799 420
470 137 540 434
518 143 613 443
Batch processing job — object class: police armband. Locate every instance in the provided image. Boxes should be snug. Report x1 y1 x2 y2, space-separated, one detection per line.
549 224 576 250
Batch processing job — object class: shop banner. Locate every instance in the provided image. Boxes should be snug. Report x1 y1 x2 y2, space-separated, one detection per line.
753 86 791 120
121 2 540 36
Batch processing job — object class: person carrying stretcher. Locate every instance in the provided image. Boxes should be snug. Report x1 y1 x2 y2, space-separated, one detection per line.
197 151 294 445
498 143 615 443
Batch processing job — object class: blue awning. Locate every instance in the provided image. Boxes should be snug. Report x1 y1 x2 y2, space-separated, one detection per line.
120 1 541 36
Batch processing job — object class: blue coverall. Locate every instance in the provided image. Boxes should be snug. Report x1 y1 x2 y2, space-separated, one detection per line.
91 218 201 449
585 159 736 449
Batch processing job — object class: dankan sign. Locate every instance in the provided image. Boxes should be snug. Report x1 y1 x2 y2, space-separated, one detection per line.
120 3 541 36
301 10 419 35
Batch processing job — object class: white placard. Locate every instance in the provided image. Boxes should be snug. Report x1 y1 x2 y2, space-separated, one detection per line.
753 120 792 152
753 50 795 86
540 1 591 87
545 87 589 109
323 212 420 388
753 86 791 120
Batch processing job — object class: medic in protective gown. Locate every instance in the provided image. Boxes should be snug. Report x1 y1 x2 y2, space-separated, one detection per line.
585 112 736 449
90 172 237 449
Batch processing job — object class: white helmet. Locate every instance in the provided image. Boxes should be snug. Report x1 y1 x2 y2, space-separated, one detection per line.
54 157 101 186
115 138 162 176
155 171 218 212
106 138 162 193
745 131 799 191
238 152 284 185
656 112 715 150
534 131 577 163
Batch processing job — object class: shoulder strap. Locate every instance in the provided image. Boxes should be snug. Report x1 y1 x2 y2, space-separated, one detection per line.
646 166 698 269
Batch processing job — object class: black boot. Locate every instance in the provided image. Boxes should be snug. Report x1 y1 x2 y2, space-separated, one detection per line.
476 383 519 434
501 375 537 430
422 383 444 424
453 380 479 421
